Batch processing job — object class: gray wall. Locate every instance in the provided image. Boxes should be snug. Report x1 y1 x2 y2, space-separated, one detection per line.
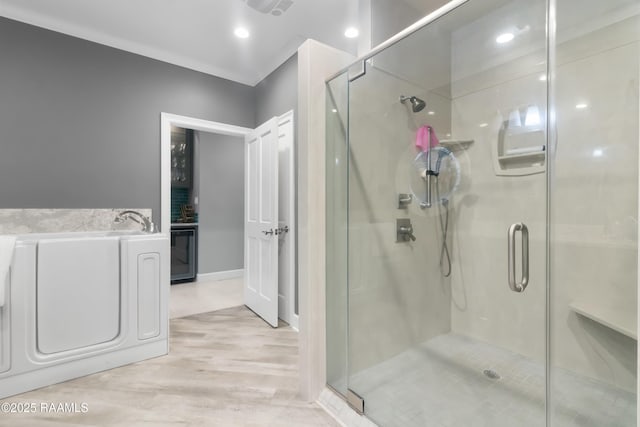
254 53 298 124
0 17 255 227
196 132 244 274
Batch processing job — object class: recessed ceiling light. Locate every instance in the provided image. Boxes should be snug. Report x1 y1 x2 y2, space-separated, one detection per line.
496 32 515 44
344 27 359 38
427 111 435 115
575 103 588 109
539 74 547 81
479 123 488 128
592 148 603 157
234 27 250 39
332 108 338 113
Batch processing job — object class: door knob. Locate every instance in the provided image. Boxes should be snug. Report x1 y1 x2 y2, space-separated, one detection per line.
262 229 274 236
275 225 289 235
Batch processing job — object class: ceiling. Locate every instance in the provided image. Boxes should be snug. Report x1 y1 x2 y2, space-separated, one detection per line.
0 0 366 86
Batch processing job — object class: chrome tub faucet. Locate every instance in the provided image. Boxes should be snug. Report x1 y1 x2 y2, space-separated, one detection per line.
114 210 155 233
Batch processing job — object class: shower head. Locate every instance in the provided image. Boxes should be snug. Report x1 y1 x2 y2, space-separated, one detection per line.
400 95 426 113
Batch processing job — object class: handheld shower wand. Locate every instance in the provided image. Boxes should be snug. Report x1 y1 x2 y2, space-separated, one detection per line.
422 126 434 208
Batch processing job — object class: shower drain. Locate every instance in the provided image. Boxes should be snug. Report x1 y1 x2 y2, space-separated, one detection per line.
483 369 501 380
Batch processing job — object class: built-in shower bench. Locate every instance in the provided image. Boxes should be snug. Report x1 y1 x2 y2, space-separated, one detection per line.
569 300 637 340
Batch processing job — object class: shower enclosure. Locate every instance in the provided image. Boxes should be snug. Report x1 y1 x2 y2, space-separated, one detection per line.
326 0 639 426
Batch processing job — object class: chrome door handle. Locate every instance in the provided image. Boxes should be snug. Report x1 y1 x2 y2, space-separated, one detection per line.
262 229 274 236
508 223 529 293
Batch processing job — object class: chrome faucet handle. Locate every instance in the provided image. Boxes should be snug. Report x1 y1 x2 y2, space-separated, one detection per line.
396 219 416 242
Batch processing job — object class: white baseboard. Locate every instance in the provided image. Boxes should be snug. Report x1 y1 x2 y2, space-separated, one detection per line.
197 269 244 282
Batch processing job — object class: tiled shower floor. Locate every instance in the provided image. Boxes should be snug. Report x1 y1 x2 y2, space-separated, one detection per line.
349 334 635 427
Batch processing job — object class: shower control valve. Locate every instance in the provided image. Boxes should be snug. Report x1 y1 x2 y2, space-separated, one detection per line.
400 226 416 241
396 218 416 242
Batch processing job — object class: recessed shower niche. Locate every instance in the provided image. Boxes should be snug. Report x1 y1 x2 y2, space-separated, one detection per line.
493 104 546 176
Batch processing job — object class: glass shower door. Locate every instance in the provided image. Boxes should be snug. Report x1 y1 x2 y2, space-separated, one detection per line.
345 0 548 425
549 0 639 425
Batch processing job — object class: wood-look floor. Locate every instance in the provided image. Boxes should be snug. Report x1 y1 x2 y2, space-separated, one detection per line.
169 278 244 319
1 306 339 427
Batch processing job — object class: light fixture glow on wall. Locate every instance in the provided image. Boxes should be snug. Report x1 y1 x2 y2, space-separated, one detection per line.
539 74 547 81
344 27 359 38
234 27 250 39
508 109 522 127
479 123 488 128
427 111 435 115
592 148 603 157
575 103 588 109
524 105 541 127
496 32 515 44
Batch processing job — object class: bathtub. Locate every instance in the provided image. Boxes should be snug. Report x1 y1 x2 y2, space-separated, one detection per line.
0 230 169 398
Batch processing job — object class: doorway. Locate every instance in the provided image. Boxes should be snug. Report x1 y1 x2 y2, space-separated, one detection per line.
161 112 297 329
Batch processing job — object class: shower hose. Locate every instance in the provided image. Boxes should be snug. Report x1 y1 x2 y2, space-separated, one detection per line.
435 177 452 277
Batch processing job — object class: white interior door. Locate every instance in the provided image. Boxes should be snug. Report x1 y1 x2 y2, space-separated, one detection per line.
276 111 296 329
244 117 279 327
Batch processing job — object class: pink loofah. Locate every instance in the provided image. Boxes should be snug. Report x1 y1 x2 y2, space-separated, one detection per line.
415 125 439 152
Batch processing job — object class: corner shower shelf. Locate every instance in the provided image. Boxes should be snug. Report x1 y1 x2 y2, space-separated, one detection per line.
439 139 474 151
569 301 637 340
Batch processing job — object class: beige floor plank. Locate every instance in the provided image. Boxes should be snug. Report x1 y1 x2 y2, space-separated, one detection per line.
0 306 338 427
169 278 243 319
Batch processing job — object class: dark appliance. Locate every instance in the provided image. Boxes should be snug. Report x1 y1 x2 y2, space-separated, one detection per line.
170 224 198 284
